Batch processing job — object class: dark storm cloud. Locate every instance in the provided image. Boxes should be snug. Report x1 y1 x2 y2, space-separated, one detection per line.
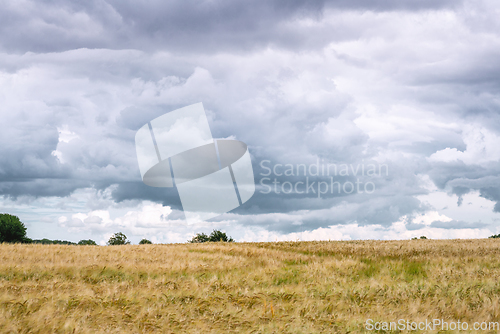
214 192 426 235
427 161 500 210
110 181 183 210
226 152 426 219
0 112 76 198
0 179 91 199
430 220 488 229
0 0 462 53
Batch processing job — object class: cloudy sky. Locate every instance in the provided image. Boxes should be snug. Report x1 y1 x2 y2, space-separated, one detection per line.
2 0 500 244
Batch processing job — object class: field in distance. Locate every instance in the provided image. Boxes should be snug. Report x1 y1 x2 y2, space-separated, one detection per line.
2 239 500 333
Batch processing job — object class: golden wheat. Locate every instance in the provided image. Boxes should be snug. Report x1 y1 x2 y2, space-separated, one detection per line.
1 239 500 333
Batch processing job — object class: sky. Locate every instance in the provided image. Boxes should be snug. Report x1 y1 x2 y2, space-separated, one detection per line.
1 0 500 244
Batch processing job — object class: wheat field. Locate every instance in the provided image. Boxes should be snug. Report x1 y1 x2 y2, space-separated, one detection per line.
1 239 500 333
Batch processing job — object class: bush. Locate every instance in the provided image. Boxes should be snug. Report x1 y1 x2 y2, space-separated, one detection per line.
78 239 97 245
489 234 500 239
189 233 209 243
189 230 234 243
209 230 234 242
0 214 28 243
107 232 130 246
32 238 54 245
139 238 152 244
32 239 76 245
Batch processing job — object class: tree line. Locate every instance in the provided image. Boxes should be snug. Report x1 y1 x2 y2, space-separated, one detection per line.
0 213 233 245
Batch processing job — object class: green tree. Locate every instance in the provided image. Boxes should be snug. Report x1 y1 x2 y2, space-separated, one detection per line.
0 214 29 243
189 232 209 243
107 232 130 246
209 230 234 242
489 234 500 239
189 230 234 243
78 239 97 245
139 238 152 244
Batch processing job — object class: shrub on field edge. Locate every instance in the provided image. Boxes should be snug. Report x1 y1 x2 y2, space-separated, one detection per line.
139 238 152 244
78 239 97 245
190 232 209 243
189 230 234 243
32 239 76 245
107 232 131 245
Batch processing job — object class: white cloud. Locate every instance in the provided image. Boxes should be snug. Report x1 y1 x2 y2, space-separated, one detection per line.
429 125 500 165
